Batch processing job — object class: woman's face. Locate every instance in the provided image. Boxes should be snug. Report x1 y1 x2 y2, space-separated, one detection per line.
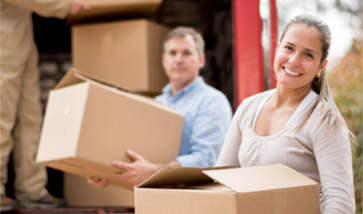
274 24 327 91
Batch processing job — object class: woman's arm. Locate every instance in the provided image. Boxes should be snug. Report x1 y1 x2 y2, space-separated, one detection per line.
312 115 355 214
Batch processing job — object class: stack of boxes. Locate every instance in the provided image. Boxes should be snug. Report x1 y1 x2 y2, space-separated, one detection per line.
72 19 169 95
36 0 183 208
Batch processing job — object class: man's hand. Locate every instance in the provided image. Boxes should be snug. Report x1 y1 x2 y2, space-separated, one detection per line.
69 0 90 15
87 150 179 187
111 149 163 185
87 177 108 188
87 177 109 188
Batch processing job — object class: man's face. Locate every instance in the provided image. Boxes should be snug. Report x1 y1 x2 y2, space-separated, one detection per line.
162 35 205 92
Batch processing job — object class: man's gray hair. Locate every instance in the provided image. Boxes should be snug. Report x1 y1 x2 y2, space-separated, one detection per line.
163 26 205 56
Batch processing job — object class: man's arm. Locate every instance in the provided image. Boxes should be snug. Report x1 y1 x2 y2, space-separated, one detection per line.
176 94 232 167
87 93 232 187
110 150 163 185
88 150 181 187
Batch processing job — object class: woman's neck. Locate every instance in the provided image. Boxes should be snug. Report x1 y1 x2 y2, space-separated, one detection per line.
272 85 311 108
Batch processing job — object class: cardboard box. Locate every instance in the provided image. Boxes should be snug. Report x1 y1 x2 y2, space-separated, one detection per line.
64 173 134 207
72 19 169 93
67 0 162 24
37 68 184 190
135 164 320 214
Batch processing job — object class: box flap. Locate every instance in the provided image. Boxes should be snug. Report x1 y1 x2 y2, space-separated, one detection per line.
55 68 84 89
138 168 213 188
56 68 182 119
138 166 236 188
55 67 115 90
67 0 162 24
80 0 161 7
203 164 318 193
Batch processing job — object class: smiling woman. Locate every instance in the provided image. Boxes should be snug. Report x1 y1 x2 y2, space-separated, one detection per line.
274 23 327 90
216 14 356 214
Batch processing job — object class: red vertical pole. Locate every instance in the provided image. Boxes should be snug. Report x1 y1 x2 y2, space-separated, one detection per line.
232 0 264 108
269 0 278 89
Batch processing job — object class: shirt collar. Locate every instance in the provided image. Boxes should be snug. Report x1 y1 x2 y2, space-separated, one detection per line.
162 77 204 98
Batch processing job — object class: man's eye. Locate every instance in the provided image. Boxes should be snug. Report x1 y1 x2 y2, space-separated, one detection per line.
183 50 192 56
169 50 177 56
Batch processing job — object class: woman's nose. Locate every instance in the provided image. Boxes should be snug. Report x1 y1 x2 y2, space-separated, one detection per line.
288 54 301 67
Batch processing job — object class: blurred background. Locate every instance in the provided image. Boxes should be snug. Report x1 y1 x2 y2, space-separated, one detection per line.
4 0 362 212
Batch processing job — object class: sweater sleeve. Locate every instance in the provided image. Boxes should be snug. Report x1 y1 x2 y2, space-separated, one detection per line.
312 115 355 214
2 0 70 19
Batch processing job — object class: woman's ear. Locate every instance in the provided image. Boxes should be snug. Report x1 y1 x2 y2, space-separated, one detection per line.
319 59 328 73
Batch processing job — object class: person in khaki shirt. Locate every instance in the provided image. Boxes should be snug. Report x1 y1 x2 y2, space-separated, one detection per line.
0 0 89 211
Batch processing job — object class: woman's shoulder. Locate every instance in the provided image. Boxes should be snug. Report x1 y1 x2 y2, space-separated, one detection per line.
237 89 274 108
233 90 275 118
308 99 348 133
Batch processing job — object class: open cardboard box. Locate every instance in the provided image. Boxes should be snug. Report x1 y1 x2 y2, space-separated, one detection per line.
135 164 320 214
72 19 169 94
67 0 162 24
64 173 134 207
36 68 184 190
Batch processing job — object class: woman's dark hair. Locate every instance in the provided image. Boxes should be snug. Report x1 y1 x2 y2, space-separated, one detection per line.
280 14 331 94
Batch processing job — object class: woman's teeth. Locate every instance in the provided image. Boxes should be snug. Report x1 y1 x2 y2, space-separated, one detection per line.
284 67 301 76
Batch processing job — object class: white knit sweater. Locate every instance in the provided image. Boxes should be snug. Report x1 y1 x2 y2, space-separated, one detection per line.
217 90 355 214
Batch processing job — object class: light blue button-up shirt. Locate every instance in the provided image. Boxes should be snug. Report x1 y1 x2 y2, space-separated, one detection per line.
155 77 232 167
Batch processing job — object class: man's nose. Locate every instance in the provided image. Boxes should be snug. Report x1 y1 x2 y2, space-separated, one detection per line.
174 53 183 61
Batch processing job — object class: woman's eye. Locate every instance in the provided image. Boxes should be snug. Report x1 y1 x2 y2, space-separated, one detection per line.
284 46 293 51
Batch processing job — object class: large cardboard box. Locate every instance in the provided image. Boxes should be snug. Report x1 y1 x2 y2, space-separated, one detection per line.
72 19 169 93
37 68 184 190
67 0 162 24
64 173 134 207
135 164 320 214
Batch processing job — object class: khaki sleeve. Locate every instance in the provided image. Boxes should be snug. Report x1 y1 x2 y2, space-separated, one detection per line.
2 0 70 19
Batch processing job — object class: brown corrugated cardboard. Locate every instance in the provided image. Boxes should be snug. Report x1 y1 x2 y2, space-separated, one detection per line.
64 173 134 207
37 68 184 190
135 164 320 214
67 0 162 24
72 19 169 93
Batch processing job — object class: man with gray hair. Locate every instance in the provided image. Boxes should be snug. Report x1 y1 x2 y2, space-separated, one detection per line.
88 26 232 186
